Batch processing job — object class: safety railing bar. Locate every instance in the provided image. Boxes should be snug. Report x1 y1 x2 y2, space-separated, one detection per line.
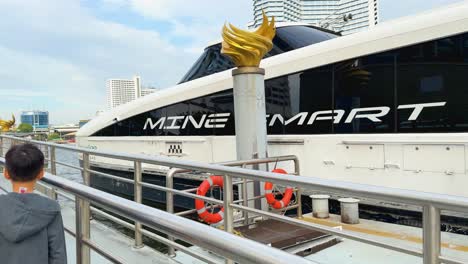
0 136 296 168
64 227 76 237
175 209 197 216
54 160 84 171
181 187 198 193
4 134 459 212
55 190 76 201
33 171 310 264
230 204 423 258
233 194 265 204
81 238 125 264
438 255 467 264
88 168 135 184
140 182 224 205
175 204 223 217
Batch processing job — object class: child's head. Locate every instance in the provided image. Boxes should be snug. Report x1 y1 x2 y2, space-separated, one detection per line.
4 143 44 183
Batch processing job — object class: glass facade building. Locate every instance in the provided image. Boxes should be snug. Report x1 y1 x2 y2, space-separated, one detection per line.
251 0 378 35
21 111 49 131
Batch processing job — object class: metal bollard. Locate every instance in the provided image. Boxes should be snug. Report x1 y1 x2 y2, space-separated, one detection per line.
310 194 330 219
339 198 360 224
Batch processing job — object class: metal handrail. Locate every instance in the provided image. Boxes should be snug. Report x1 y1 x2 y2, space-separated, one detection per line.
3 135 467 211
0 157 314 264
3 135 468 264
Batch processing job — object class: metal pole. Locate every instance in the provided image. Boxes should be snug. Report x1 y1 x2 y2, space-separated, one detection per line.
80 153 91 263
75 197 83 264
423 205 441 264
50 146 57 175
166 168 176 257
133 161 143 248
232 67 268 210
294 158 303 218
241 164 250 225
0 137 3 157
49 146 58 200
223 174 234 264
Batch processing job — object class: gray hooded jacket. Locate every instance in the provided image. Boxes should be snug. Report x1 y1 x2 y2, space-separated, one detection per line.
0 192 67 264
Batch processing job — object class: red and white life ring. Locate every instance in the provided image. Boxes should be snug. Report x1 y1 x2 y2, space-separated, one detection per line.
195 175 224 224
264 168 294 209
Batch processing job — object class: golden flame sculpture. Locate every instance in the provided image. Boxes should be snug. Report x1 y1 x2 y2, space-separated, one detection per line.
221 11 276 67
0 114 16 132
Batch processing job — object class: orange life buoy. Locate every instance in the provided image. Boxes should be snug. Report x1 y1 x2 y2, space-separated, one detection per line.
195 175 224 224
264 168 293 209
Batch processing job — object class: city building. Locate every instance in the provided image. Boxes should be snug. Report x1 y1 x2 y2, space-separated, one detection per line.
20 110 49 132
106 76 160 109
250 0 378 35
107 76 141 109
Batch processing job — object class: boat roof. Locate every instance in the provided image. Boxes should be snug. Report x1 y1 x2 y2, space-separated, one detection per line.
205 22 336 48
77 1 468 137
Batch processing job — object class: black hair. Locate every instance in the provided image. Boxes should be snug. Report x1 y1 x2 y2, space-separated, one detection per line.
5 143 44 182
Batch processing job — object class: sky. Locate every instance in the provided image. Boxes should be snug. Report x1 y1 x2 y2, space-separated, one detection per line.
0 0 463 124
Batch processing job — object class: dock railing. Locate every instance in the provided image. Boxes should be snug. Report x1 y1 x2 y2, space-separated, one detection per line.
1 135 468 264
0 157 312 264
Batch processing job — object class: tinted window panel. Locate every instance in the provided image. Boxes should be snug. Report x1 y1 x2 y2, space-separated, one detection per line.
179 26 338 83
165 102 190 136
264 65 333 135
211 90 235 136
397 33 468 132
334 52 396 133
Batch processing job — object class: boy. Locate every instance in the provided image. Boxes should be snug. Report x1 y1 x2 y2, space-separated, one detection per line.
0 143 67 264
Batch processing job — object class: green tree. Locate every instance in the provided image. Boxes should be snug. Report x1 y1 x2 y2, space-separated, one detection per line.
48 132 61 140
17 123 33 133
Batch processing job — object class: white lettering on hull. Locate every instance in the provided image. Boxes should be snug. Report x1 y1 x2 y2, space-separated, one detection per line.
143 102 446 130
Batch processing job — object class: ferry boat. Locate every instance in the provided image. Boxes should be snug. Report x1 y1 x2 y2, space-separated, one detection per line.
77 2 468 209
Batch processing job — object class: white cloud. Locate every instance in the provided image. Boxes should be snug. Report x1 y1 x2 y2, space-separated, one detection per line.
0 0 252 123
0 0 206 123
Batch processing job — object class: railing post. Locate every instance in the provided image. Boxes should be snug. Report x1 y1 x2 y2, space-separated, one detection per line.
0 137 3 157
294 157 303 218
49 146 58 200
223 174 234 264
50 146 57 175
423 204 441 264
241 164 250 225
166 169 176 257
133 161 143 248
75 197 83 264
80 153 91 264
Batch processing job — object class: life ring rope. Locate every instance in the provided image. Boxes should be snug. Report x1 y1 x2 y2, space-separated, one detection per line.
195 175 224 224
264 168 294 209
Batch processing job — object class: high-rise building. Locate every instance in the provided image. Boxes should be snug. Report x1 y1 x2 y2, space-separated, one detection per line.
107 76 141 109
21 110 49 132
251 0 378 35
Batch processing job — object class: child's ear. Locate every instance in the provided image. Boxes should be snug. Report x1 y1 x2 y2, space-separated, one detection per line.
3 168 11 180
36 169 45 180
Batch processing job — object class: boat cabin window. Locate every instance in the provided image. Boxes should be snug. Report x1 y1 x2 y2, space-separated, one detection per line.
179 26 339 84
